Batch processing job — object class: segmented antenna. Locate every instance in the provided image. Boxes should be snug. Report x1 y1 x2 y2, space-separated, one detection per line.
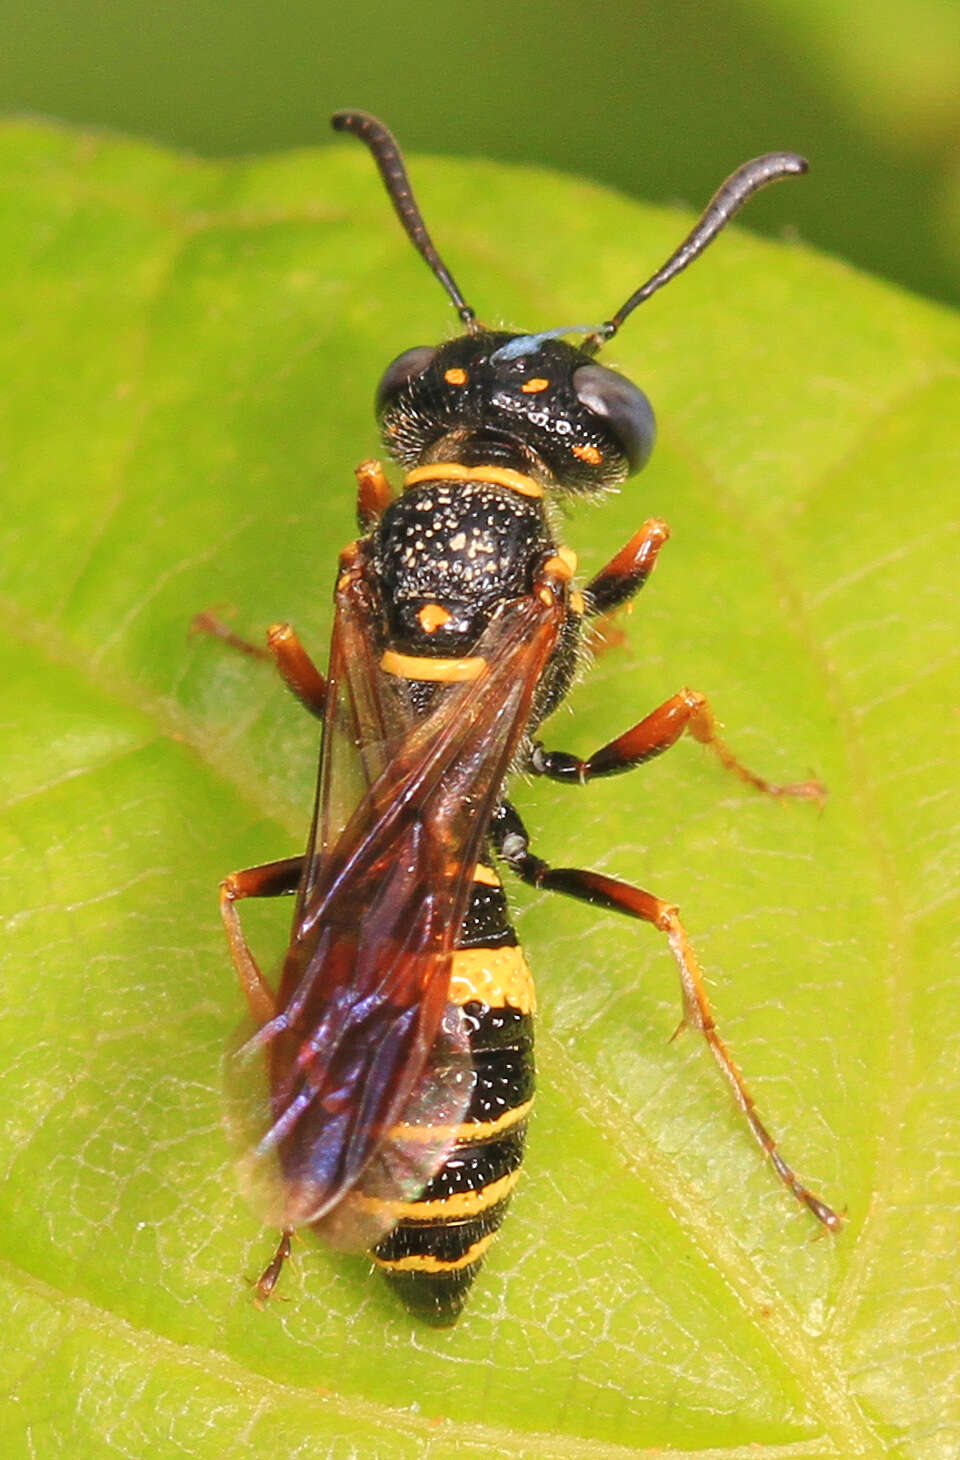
581 152 808 355
331 110 477 330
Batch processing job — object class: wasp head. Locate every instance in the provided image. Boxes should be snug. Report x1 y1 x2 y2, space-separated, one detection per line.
376 330 656 493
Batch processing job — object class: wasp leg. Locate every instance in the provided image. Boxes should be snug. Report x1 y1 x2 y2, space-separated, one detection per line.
190 609 270 659
355 456 394 529
263 623 329 718
584 518 671 616
191 612 329 720
252 1229 294 1308
492 802 841 1231
219 856 305 1025
532 687 825 803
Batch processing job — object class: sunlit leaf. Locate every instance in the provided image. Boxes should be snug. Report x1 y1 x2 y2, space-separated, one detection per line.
0 122 957 1458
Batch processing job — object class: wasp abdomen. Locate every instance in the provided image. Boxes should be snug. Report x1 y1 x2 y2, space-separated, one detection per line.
372 868 535 1326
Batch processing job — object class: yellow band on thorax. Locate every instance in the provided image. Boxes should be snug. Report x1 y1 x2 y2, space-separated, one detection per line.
380 650 486 682
403 463 544 499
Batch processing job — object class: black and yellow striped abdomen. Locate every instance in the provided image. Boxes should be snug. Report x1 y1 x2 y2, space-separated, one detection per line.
372 869 535 1326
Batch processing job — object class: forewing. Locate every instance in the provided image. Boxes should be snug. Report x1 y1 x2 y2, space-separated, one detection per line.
225 576 563 1248
295 566 409 921
303 1002 476 1252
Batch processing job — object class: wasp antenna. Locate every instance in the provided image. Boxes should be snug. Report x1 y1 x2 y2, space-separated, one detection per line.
332 110 478 332
581 152 808 355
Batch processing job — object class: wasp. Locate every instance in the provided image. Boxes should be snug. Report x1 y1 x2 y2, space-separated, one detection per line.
215 111 841 1328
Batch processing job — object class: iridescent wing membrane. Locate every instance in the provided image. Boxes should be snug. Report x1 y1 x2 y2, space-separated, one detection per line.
226 560 562 1251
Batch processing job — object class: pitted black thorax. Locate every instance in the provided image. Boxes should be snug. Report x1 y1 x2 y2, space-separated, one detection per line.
372 477 552 654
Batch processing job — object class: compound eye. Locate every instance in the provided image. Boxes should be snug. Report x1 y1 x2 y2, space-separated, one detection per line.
376 345 437 413
572 363 656 473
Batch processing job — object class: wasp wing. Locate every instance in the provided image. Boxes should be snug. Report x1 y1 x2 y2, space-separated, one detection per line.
294 566 409 924
226 566 562 1250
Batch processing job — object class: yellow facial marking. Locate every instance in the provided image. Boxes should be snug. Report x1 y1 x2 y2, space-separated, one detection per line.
444 367 468 385
572 443 604 465
521 377 549 394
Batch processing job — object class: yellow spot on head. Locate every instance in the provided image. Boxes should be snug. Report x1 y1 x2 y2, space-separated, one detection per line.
444 367 468 386
521 377 549 394
417 603 452 634
572 443 603 465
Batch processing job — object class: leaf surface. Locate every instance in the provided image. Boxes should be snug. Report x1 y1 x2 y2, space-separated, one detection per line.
0 123 957 1458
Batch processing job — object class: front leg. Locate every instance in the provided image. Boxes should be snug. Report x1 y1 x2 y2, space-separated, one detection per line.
354 457 394 528
533 687 825 803
584 517 670 616
191 613 328 720
491 803 841 1230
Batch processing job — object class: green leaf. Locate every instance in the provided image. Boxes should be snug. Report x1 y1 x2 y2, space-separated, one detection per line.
1 122 957 1458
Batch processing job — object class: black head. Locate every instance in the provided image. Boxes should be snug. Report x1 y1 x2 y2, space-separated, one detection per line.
377 330 655 492
332 112 808 493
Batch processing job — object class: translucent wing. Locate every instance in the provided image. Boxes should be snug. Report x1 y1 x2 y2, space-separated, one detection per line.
225 561 563 1250
295 565 409 922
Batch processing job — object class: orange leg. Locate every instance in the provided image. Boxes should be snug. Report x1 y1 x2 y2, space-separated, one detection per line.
251 1230 294 1308
584 518 670 615
492 802 841 1230
191 613 328 720
190 608 270 660
355 457 394 528
533 687 825 803
219 856 304 1025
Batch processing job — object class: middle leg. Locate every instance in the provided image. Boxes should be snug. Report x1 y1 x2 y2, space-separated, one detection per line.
191 614 329 720
492 802 841 1230
532 687 825 802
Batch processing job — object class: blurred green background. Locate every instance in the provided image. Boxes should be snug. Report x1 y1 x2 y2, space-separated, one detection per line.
1 0 959 307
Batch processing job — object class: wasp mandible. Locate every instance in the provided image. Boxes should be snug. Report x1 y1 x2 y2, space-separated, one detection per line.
215 112 840 1328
